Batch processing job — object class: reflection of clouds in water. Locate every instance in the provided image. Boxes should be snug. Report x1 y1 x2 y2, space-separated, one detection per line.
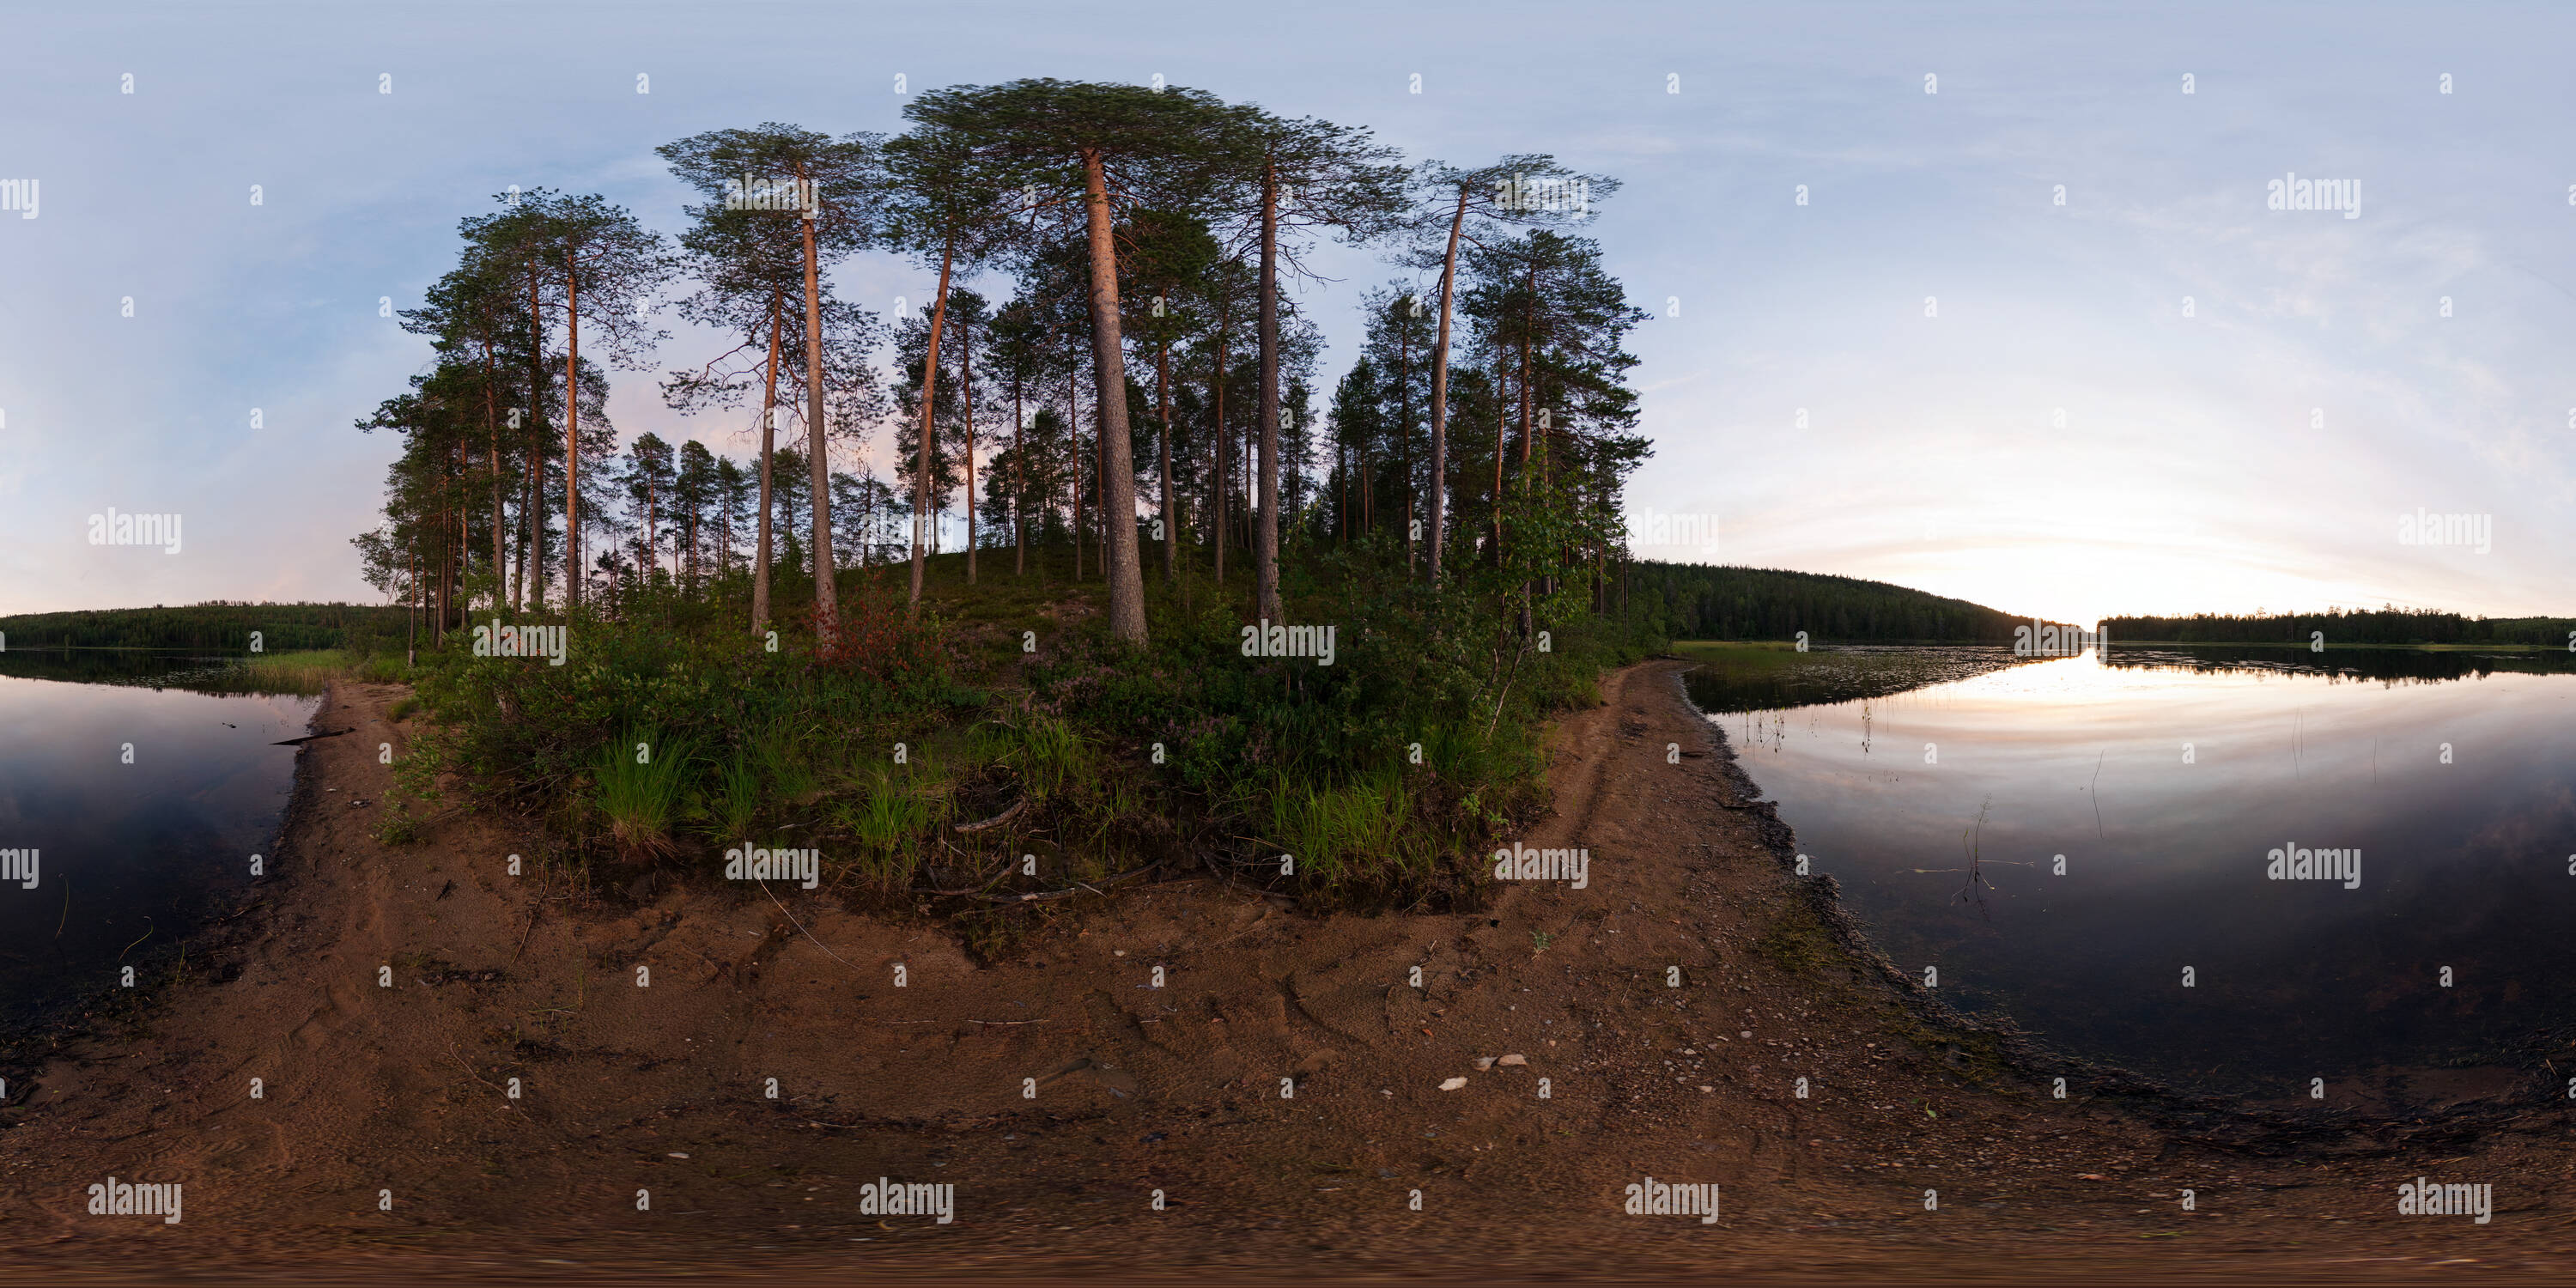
1711 651 2576 1101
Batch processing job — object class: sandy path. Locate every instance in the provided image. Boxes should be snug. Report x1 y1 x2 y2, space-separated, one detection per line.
0 662 2569 1282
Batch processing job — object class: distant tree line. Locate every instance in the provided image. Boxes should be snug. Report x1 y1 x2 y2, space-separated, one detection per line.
2105 608 2576 647
1628 563 2050 643
0 602 409 651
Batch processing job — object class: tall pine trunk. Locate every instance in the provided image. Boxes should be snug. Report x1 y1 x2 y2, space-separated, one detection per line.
802 199 839 639
482 345 504 613
1097 367 1109 578
563 252 581 613
753 290 782 635
1399 311 1413 574
454 440 467 631
1253 161 1283 624
1012 372 1025 577
1425 188 1468 588
911 240 954 617
520 267 544 613
1078 149 1147 642
517 428 538 614
1492 349 1509 566
1157 335 1175 582
1069 361 1083 581
1211 295 1230 586
1517 258 1536 635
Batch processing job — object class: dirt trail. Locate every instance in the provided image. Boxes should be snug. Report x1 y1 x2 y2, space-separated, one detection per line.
2 661 2570 1282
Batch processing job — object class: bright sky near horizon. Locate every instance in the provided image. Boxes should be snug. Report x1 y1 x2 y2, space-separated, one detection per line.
2 1 2569 627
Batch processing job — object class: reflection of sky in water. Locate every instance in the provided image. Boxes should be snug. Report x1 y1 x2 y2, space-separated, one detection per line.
1707 652 2576 1098
0 671 314 1020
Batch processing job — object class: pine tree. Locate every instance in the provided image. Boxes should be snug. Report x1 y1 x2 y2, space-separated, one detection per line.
907 79 1236 646
1406 155 1616 586
1205 106 1408 621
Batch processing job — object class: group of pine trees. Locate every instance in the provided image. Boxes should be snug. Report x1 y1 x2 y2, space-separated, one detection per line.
355 80 1650 649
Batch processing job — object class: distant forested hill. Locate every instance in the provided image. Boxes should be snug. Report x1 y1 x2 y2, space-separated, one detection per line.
1628 563 2057 643
2104 608 2575 647
0 602 408 651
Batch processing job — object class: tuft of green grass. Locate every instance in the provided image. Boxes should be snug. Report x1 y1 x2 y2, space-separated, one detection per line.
1010 711 1089 805
753 722 821 808
1267 767 1415 886
592 728 697 859
835 763 936 881
703 749 762 839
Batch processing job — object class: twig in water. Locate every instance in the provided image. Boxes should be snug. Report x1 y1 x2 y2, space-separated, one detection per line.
1953 797 1996 920
2090 750 2105 841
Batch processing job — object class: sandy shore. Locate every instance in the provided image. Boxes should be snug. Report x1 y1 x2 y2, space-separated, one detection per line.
0 660 2569 1282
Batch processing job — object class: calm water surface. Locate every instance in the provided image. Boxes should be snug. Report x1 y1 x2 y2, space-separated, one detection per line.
1690 646 2576 1102
0 652 315 1024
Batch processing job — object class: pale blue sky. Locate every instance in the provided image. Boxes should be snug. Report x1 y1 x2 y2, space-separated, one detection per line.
3 0 2569 624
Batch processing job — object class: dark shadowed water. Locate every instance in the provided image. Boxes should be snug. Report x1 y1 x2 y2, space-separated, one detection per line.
0 651 316 1025
1688 645 2576 1105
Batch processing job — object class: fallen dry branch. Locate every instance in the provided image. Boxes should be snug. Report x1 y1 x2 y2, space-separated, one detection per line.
975 862 1158 904
951 799 1026 835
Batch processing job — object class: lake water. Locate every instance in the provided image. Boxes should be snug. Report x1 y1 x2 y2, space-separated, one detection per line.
1688 645 2576 1105
0 652 315 1026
